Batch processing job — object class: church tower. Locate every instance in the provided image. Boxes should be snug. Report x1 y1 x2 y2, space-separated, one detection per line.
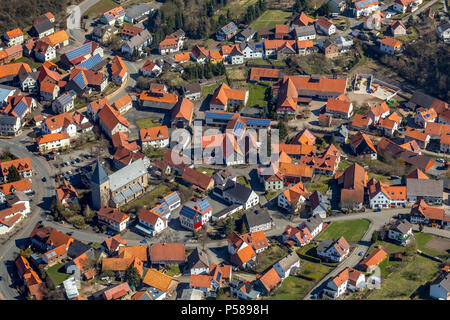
91 160 110 210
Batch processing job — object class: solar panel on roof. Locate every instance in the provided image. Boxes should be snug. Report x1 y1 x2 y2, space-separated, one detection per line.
79 53 103 70
73 72 87 89
356 0 378 9
13 100 28 117
245 118 270 127
234 121 245 135
58 93 73 105
205 112 234 120
180 206 198 219
65 42 92 61
164 192 180 205
198 199 211 211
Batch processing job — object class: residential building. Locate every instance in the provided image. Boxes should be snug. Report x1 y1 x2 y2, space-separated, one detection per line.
187 248 210 275
243 209 274 233
273 252 300 280
139 126 169 149
135 207 168 237
149 242 186 265
437 21 450 42
388 219 413 245
368 179 406 209
4 28 24 47
324 267 365 299
124 3 155 23
210 83 248 111
350 131 377 159
317 236 350 262
97 206 130 232
30 19 54 39
98 104 130 139
179 199 213 231
216 22 238 41
406 178 443 204
409 200 448 226
52 92 75 114
353 0 379 18
101 6 126 25
217 179 260 210
0 157 33 183
360 248 387 272
379 36 403 55
430 273 450 300
315 17 336 35
33 40 56 62
277 182 308 214
42 112 77 137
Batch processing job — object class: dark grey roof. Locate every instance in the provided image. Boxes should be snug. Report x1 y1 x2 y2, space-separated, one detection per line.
0 115 19 125
239 27 256 39
18 69 39 82
244 208 271 228
171 29 186 38
187 248 209 270
336 125 348 138
219 22 238 36
124 29 152 49
409 91 436 109
184 82 201 95
390 219 412 235
406 178 443 198
437 21 450 32
309 191 330 212
301 215 323 233
213 203 241 218
32 19 54 34
316 240 333 253
67 240 91 258
275 252 299 272
223 180 253 203
125 3 154 20
91 160 108 185
432 273 450 292
293 25 316 37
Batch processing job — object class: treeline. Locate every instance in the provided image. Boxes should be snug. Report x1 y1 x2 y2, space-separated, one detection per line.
0 0 82 35
377 36 450 102
182 62 226 80
147 0 231 44
242 0 267 25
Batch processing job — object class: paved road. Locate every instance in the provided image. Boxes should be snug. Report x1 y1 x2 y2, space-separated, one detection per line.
401 0 439 23
0 136 54 300
303 208 408 300
67 0 101 44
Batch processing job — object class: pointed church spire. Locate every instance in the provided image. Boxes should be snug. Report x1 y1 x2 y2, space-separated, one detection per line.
91 160 108 185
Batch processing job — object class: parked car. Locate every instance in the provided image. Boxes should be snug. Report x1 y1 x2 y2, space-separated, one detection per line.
75 158 81 163
359 250 365 256
437 158 445 163
42 177 46 182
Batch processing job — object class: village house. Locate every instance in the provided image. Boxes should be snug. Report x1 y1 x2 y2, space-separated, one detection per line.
277 182 309 214
124 3 155 23
187 248 210 275
228 231 269 268
256 267 282 296
40 81 59 101
135 207 168 237
139 125 169 149
215 179 260 210
216 22 238 41
52 92 75 114
33 40 56 62
325 95 353 119
210 83 248 111
315 17 336 35
316 236 350 263
29 224 74 264
179 199 213 231
182 83 202 101
337 163 367 211
42 112 77 137
360 248 387 272
409 199 448 226
429 272 450 300
243 208 274 233
142 268 179 300
391 21 407 36
0 157 33 183
293 25 316 41
387 219 413 246
97 206 130 232
379 36 403 55
149 242 186 266
368 179 407 209
159 35 183 55
350 131 377 160
30 19 54 39
141 60 163 78
4 28 24 47
273 252 300 280
437 21 450 42
100 6 126 25
98 104 130 139
121 29 152 55
323 267 365 299
171 97 194 128
415 108 437 128
353 0 379 17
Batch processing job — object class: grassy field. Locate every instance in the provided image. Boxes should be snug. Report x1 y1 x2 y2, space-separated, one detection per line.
305 175 332 194
15 56 42 69
337 160 352 171
121 184 170 212
367 254 441 300
250 10 293 31
271 261 333 300
195 167 215 177
414 232 450 260
254 245 289 273
201 82 223 97
136 118 164 129
165 264 181 277
316 219 370 243
46 264 70 285
247 84 267 108
84 0 146 19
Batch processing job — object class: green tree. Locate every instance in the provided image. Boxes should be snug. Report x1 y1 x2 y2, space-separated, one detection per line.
277 121 289 142
125 266 141 288
240 221 248 234
8 165 21 182
371 231 378 243
224 217 235 236
83 205 95 223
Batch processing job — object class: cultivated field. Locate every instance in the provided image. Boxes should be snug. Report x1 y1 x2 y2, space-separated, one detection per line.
250 10 293 31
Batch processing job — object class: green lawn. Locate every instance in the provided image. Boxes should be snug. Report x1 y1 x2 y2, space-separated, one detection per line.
121 184 170 213
165 264 181 277
271 260 333 300
254 245 289 274
265 191 278 201
195 167 215 177
15 56 42 69
367 254 441 300
305 175 332 194
414 232 450 260
316 219 370 243
337 160 352 171
237 176 250 187
46 264 70 285
135 118 163 129
201 82 223 97
250 10 293 31
247 84 267 108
